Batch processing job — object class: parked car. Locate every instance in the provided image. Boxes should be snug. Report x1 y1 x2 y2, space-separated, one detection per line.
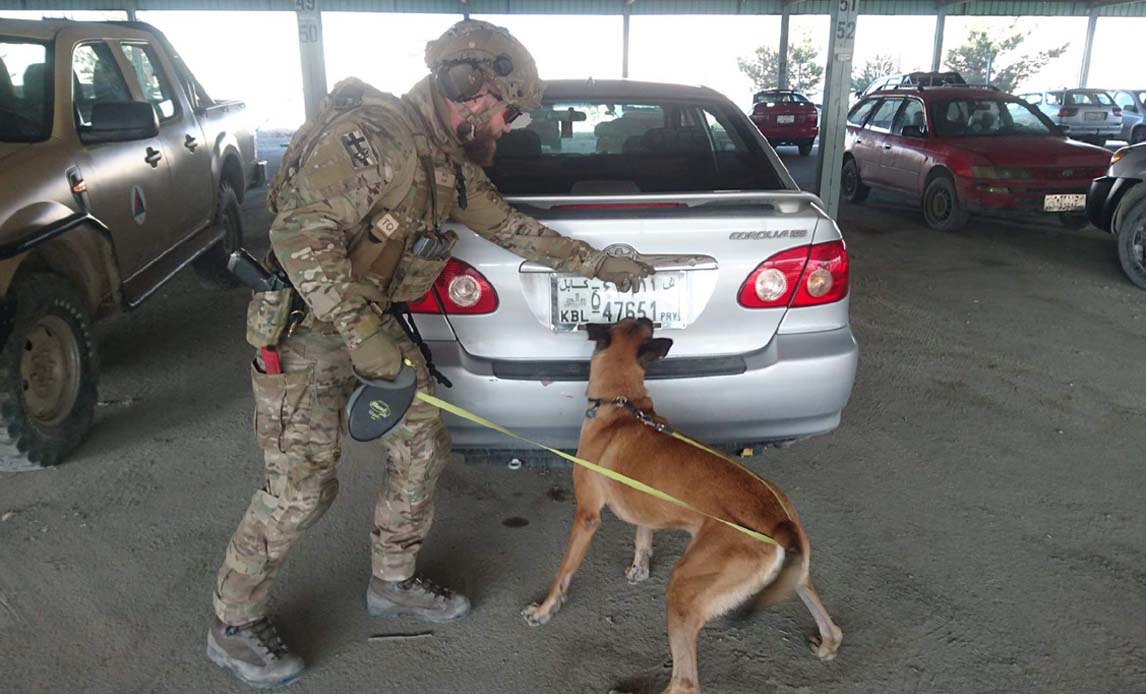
858 71 966 99
749 89 819 156
1110 89 1146 144
0 19 260 470
842 86 1112 231
409 80 856 459
1087 143 1146 289
1020 89 1122 146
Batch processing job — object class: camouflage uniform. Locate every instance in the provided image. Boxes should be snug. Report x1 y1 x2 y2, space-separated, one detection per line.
213 75 612 626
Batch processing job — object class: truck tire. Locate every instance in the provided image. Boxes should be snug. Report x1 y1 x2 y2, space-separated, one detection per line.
192 182 243 289
1115 193 1146 290
841 157 869 204
0 274 98 471
922 175 970 232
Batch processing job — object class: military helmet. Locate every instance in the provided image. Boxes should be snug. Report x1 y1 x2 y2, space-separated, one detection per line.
425 19 543 110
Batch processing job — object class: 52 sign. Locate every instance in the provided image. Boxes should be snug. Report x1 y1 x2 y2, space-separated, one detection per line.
835 0 859 42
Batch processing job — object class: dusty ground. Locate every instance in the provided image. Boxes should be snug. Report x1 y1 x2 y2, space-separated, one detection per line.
1 144 1144 694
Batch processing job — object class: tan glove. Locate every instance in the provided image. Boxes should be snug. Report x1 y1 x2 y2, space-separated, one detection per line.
596 256 655 293
347 318 403 381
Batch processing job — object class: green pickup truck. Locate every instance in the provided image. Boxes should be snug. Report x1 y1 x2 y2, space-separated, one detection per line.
0 19 262 471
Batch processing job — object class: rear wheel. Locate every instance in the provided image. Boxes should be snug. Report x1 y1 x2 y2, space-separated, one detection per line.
922 175 970 232
192 182 243 289
0 274 98 471
798 140 814 157
1115 193 1146 290
841 157 869 204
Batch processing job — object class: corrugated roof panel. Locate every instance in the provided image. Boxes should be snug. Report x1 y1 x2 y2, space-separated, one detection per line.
1 0 1143 17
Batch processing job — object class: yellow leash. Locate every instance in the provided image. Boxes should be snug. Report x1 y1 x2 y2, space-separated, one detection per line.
414 391 781 547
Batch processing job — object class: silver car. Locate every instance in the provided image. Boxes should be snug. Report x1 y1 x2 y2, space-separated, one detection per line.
1021 89 1122 145
408 80 858 455
1111 89 1146 144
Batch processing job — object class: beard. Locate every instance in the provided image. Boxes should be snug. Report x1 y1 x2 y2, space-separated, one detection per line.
459 122 501 167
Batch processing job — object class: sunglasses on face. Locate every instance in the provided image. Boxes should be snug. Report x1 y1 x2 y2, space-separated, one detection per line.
486 91 523 124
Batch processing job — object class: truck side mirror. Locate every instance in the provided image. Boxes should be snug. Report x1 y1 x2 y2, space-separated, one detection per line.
79 101 159 144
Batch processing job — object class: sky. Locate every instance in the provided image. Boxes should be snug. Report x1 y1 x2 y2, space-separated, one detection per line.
2 8 1144 130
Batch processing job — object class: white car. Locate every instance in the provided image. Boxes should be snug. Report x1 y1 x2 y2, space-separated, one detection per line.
407 80 858 457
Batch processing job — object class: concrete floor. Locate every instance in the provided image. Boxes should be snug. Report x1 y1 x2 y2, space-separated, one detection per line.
1 143 1144 693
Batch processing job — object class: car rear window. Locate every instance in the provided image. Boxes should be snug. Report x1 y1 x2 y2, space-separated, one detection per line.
487 99 784 195
0 37 52 142
1066 91 1113 106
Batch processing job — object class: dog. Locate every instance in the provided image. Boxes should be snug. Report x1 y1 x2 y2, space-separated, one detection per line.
522 317 842 694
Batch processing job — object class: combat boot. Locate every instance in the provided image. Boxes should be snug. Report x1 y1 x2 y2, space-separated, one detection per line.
366 574 471 623
207 617 305 689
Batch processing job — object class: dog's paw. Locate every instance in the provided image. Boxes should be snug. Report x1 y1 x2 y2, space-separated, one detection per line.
809 625 842 661
625 562 650 584
521 603 552 627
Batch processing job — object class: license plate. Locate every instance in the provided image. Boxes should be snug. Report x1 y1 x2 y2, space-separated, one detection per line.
551 272 689 331
1043 193 1087 212
777 115 795 124
1085 112 1105 121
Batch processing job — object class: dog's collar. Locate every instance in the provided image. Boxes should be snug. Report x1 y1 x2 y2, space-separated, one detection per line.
585 396 673 435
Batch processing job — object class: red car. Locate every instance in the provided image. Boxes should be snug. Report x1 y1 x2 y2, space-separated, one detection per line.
750 89 819 156
842 86 1113 231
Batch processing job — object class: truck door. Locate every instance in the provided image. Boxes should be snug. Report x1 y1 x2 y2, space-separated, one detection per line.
68 40 177 279
117 40 213 243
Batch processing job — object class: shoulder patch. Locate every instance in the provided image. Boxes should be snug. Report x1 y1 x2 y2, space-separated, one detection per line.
341 129 377 170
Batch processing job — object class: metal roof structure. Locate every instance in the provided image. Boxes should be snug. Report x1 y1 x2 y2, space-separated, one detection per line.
1 0 1144 17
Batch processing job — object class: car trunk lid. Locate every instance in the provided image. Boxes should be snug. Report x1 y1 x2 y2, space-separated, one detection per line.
438 191 826 360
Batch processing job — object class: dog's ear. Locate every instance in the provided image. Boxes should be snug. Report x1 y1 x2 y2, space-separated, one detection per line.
637 337 673 368
585 323 612 350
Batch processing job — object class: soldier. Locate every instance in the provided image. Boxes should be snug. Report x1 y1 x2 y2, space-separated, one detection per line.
206 19 654 689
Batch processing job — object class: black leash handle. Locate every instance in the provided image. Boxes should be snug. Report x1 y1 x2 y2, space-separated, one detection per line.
389 303 453 389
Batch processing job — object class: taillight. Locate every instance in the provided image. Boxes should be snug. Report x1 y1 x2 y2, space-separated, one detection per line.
1058 107 1079 117
737 241 849 309
806 113 819 124
1113 107 1122 118
791 240 849 306
753 103 768 116
407 258 499 315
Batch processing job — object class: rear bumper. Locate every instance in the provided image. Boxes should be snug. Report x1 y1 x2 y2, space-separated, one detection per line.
432 326 858 450
756 124 819 144
1066 126 1121 139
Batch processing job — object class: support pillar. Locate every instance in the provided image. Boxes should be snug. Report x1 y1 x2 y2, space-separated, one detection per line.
622 5 631 78
1079 8 1099 88
815 0 860 218
931 11 945 72
778 7 790 89
295 0 328 122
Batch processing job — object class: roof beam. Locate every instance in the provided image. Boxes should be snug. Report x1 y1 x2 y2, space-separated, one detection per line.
937 0 972 8
1088 0 1146 8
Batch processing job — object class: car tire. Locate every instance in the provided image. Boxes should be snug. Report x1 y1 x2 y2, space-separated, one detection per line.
1131 126 1146 145
798 140 814 157
1114 193 1146 290
922 175 970 232
1058 213 1090 230
841 157 869 204
192 182 243 289
0 274 99 472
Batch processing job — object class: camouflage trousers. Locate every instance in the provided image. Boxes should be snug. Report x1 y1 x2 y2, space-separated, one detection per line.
213 317 451 626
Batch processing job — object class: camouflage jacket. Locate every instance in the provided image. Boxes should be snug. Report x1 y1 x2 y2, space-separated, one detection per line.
267 76 608 349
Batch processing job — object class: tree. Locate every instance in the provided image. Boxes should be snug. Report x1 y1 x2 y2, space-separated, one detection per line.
944 26 1068 95
738 37 824 95
851 55 898 93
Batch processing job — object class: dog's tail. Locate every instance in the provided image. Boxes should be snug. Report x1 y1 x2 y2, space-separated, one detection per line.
753 520 808 609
